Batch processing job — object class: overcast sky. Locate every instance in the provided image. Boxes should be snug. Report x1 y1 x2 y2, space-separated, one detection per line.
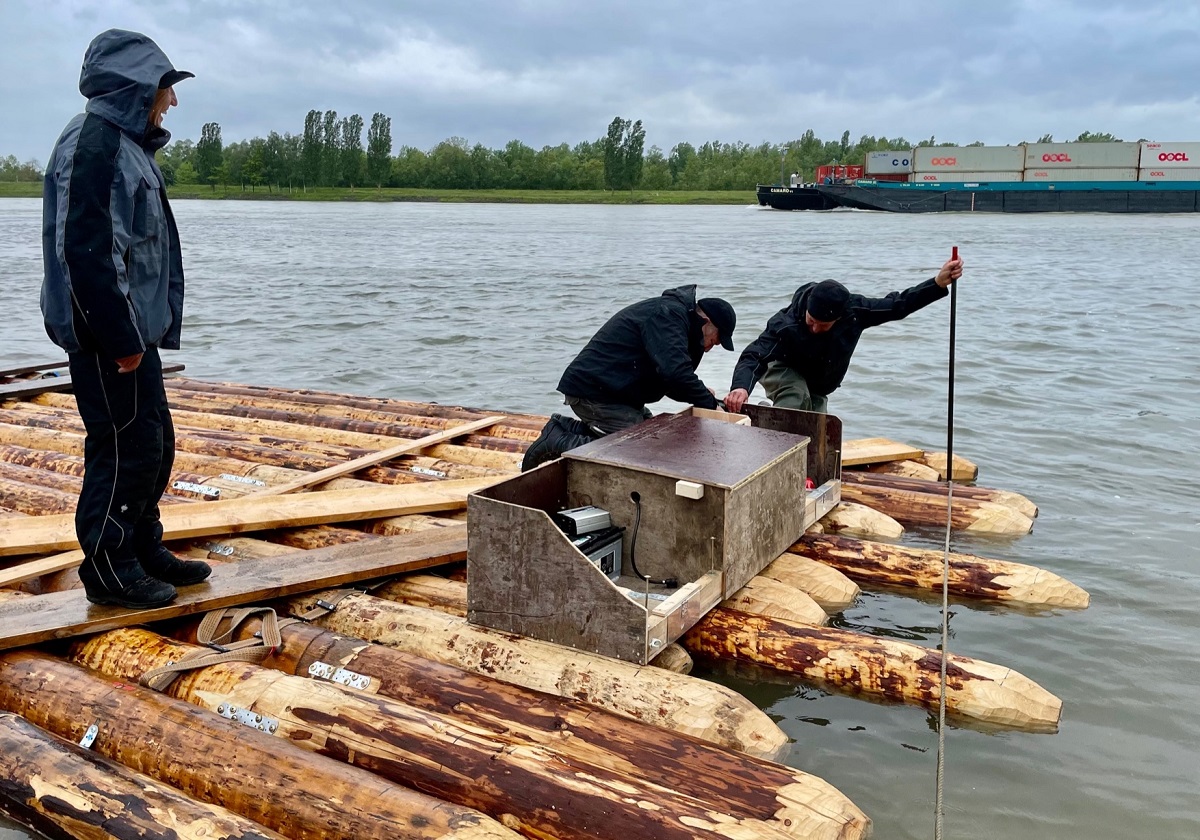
3 0 1198 165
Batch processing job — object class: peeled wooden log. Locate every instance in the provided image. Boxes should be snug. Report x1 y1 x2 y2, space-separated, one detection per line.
790 534 1090 609
0 443 87 477
0 712 287 840
682 608 1061 732
760 553 859 612
916 451 978 482
721 576 829 625
169 377 546 431
859 460 940 480
271 524 382 549
182 614 869 840
160 393 526 454
365 513 473 537
31 393 522 471
841 471 1038 519
0 476 79 515
838 481 1033 535
653 642 694 673
69 628 801 840
0 651 518 840
814 502 904 540
0 459 83 494
164 380 542 442
281 590 789 758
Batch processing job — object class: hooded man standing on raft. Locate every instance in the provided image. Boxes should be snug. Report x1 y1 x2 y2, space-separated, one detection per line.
41 29 211 609
724 257 964 414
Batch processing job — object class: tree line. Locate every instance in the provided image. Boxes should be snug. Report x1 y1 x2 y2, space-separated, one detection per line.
4 121 1128 191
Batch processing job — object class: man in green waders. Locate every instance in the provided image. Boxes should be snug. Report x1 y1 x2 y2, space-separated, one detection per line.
723 256 963 414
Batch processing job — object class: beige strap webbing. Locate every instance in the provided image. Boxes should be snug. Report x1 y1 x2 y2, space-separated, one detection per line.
139 606 284 692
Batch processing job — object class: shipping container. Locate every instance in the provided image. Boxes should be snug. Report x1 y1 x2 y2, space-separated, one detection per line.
1024 168 1137 182
815 164 864 183
1139 142 1200 168
910 171 1024 183
1023 143 1139 169
865 151 913 174
912 145 1024 172
871 173 910 182
1138 167 1200 182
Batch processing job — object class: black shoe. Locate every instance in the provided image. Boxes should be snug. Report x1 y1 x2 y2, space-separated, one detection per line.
139 545 213 586
522 414 593 472
84 575 178 609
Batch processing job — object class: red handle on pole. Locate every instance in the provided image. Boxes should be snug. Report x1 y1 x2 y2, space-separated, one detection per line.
952 246 959 261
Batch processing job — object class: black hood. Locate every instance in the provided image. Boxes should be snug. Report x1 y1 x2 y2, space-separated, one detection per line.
80 29 189 139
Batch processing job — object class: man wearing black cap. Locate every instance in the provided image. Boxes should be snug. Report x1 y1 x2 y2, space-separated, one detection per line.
724 257 963 414
41 29 209 608
522 285 736 470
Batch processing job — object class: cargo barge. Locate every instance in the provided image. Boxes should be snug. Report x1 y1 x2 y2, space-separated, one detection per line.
815 179 1200 213
763 140 1200 212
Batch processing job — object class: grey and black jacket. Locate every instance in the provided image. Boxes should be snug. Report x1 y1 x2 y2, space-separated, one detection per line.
557 285 719 409
41 29 186 358
731 278 948 397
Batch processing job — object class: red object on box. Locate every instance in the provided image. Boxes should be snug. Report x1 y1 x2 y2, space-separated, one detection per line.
804 477 815 490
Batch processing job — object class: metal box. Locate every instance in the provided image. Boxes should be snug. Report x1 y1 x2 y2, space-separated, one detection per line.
913 145 1025 173
1023 142 1140 169
467 406 840 663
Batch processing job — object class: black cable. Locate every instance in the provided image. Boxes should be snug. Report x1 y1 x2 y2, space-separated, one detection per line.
628 492 677 589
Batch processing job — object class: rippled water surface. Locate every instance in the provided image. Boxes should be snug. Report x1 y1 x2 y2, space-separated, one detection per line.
1 198 1198 840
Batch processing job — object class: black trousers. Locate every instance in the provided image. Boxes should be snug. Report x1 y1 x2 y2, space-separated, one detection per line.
68 346 174 590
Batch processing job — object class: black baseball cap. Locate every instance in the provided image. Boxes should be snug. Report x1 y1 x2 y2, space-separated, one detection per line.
159 69 194 88
806 280 850 322
698 297 736 351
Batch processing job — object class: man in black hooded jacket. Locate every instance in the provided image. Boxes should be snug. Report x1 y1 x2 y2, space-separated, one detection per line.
724 256 963 414
522 285 736 471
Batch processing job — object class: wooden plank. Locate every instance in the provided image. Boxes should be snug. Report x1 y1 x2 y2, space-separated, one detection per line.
0 476 496 564
841 437 925 466
0 363 185 401
252 414 506 496
0 526 467 651
0 361 68 378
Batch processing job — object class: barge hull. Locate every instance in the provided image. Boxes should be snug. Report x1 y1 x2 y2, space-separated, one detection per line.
817 182 1200 213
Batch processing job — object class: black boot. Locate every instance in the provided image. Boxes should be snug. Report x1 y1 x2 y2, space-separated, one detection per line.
521 414 597 472
139 544 213 587
78 554 177 609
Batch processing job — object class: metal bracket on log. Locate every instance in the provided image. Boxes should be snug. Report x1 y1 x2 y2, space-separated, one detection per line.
308 661 372 690
216 702 279 734
410 466 448 478
218 473 266 486
171 480 222 498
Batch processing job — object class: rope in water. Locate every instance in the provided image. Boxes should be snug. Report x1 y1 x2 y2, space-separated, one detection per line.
934 248 959 840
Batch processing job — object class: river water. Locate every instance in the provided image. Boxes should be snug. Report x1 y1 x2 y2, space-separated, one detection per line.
0 198 1197 840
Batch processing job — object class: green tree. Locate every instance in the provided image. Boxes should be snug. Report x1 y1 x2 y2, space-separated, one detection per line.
194 122 223 189
1075 131 1122 143
668 142 695 186
623 120 645 194
243 138 266 190
602 117 645 193
321 110 340 186
366 113 392 188
341 114 364 188
301 110 323 189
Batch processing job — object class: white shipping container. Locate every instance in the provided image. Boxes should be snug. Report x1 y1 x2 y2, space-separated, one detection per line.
865 150 913 174
1138 167 1200 182
912 145 1024 172
1139 142 1200 168
1023 143 1139 169
910 171 1024 183
1024 168 1137 182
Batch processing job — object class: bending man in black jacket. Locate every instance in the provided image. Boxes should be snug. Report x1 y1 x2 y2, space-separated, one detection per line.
522 285 736 471
724 256 963 414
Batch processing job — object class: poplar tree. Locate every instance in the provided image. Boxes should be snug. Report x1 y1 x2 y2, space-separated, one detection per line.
366 113 393 188
341 113 364 188
194 122 223 189
301 110 323 189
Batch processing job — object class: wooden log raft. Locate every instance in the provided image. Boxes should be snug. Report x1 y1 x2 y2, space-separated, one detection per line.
279 590 790 759
790 534 1089 609
180 613 870 840
837 480 1033 535
68 628 801 840
366 575 1059 731
0 712 288 840
813 502 904 540
841 471 1038 519
0 651 519 840
760 554 859 612
682 609 1062 732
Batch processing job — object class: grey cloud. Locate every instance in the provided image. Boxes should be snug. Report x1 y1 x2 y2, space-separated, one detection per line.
3 0 1198 165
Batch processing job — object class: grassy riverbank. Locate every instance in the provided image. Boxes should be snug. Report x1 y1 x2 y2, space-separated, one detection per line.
0 181 755 205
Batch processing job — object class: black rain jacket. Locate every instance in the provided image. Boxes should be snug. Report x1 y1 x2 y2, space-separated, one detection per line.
557 285 719 409
731 278 947 396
